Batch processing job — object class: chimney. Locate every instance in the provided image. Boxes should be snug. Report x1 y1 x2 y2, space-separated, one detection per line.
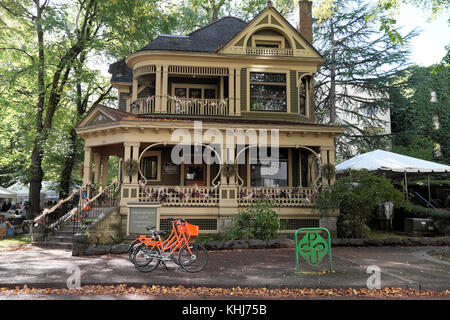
295 0 313 45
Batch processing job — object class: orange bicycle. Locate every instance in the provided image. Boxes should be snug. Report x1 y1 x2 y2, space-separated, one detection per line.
131 217 208 273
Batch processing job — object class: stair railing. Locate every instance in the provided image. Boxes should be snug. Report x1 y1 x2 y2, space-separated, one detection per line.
71 182 120 237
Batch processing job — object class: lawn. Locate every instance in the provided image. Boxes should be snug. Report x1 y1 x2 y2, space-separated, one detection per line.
0 234 31 251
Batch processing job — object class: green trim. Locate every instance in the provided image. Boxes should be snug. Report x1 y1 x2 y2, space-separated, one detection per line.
290 70 298 114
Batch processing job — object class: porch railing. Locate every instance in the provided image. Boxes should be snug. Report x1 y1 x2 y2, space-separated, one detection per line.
237 187 317 207
167 97 229 116
139 185 219 206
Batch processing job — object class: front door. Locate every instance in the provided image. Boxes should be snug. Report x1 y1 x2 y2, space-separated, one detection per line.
185 163 206 186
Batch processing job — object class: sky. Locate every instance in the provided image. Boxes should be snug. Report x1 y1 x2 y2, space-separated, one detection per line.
395 4 449 66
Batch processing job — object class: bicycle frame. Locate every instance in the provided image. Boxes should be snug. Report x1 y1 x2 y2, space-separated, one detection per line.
136 220 194 259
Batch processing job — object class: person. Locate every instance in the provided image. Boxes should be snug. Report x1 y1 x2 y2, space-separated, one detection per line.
1 202 7 212
6 200 11 211
10 203 16 211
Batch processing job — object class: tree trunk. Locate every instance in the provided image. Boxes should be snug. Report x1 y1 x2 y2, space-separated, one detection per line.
29 1 46 217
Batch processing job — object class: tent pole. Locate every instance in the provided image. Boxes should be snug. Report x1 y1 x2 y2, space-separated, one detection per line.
404 171 408 201
427 174 431 203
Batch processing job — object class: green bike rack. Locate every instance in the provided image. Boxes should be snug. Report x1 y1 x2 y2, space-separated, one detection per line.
295 227 333 273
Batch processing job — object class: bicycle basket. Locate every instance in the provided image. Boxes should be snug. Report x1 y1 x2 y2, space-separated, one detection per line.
185 223 199 237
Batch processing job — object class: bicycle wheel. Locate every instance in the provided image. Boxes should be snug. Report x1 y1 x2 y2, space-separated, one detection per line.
178 243 208 273
128 239 141 262
132 243 160 272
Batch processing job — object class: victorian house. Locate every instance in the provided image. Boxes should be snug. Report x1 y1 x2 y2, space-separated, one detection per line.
75 1 345 237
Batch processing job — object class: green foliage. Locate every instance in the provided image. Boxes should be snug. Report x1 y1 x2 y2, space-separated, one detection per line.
389 65 450 164
313 0 417 160
315 170 404 238
405 204 450 221
226 199 281 240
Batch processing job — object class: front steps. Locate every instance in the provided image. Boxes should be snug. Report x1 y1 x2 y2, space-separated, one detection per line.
33 222 81 250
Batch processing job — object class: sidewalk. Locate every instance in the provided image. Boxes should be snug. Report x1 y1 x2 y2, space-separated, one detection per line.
0 246 449 291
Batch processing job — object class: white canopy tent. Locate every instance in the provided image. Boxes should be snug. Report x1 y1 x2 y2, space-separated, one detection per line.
0 186 16 200
7 181 60 203
336 149 450 174
336 149 450 202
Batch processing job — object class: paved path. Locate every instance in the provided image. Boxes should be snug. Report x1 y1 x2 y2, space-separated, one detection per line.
0 246 449 291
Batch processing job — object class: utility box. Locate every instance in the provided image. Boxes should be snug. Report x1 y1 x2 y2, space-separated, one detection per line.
404 218 434 235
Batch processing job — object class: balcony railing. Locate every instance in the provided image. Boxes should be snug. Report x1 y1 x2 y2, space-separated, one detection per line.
168 97 229 116
132 97 155 114
131 96 230 116
246 47 294 56
238 187 317 207
139 185 219 206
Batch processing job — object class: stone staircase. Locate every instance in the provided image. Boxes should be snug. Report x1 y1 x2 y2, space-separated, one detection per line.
34 221 81 250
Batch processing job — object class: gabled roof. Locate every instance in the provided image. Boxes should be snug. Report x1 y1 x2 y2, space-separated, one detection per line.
138 16 247 53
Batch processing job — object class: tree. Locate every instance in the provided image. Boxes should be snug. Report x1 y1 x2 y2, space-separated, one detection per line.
315 170 404 238
0 0 177 216
313 0 417 160
314 0 449 45
389 65 450 164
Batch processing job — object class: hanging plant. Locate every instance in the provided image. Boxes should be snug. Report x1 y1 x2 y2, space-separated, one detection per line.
123 159 139 176
221 163 237 178
321 163 336 180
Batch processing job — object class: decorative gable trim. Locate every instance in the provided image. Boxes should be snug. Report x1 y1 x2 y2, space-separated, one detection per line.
218 7 321 59
77 107 117 128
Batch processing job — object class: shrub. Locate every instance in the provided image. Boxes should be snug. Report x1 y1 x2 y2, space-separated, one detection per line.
315 170 404 238
226 199 281 241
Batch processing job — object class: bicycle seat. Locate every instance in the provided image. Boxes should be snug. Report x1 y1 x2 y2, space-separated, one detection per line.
146 226 156 231
152 230 165 236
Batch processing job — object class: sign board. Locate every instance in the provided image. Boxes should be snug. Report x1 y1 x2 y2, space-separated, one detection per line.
128 205 159 234
163 162 179 174
295 227 333 273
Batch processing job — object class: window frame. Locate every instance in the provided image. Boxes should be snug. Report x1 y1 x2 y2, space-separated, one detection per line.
141 150 162 182
252 35 285 49
246 68 290 113
171 83 218 100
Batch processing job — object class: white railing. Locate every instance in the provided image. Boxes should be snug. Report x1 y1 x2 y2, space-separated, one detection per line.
167 97 229 116
246 47 294 56
237 187 317 207
132 96 155 114
139 185 219 207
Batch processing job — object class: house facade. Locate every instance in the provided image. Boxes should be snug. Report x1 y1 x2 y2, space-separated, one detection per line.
75 1 345 237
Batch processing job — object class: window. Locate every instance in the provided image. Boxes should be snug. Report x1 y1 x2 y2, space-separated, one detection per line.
143 156 158 180
172 84 217 100
141 151 161 181
255 41 280 48
251 161 288 187
299 77 309 116
250 149 288 187
250 72 287 112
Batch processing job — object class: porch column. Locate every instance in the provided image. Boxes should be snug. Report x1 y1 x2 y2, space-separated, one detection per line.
93 152 101 185
328 148 336 185
228 68 235 115
83 147 92 185
320 148 329 186
124 145 130 184
235 68 241 116
220 76 224 101
118 157 123 185
132 77 138 102
101 156 109 187
155 64 162 113
161 64 168 113
288 148 293 187
131 142 140 184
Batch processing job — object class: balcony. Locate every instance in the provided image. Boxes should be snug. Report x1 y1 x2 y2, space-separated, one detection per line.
246 47 294 56
131 96 231 116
